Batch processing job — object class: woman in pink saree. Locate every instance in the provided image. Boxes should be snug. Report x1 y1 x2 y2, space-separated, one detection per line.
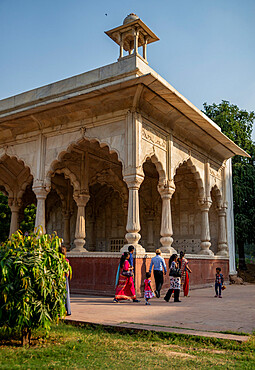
114 252 138 302
179 251 192 297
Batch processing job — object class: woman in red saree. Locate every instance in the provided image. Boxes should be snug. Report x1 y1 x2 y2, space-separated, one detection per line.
179 251 192 297
114 252 138 302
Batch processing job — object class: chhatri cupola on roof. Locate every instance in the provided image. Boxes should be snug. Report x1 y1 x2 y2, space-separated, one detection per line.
105 13 159 62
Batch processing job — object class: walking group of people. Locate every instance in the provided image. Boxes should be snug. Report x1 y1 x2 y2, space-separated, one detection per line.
114 248 225 304
113 248 192 304
148 249 192 304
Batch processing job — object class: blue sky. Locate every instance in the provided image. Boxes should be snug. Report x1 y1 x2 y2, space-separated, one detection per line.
1 0 254 138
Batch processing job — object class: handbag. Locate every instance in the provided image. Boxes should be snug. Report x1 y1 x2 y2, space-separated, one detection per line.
169 267 181 278
222 285 226 290
122 270 133 277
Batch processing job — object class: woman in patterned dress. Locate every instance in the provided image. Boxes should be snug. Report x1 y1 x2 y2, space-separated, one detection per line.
178 251 192 297
164 254 181 302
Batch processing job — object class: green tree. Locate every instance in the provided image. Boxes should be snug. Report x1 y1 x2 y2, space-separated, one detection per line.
203 100 255 269
0 192 11 243
0 230 71 345
20 204 36 234
0 192 36 240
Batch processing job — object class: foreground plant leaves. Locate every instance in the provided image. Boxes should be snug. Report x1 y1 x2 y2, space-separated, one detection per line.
0 229 71 344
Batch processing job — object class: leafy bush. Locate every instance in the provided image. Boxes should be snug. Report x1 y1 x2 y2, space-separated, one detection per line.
0 229 71 345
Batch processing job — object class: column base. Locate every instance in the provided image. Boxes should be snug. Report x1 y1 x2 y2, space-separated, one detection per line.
217 243 229 256
198 249 214 256
160 246 177 254
125 232 141 245
73 238 88 253
160 236 176 254
120 243 146 254
216 249 229 257
199 241 214 256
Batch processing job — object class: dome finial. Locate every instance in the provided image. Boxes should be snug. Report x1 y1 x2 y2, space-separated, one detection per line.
123 13 139 25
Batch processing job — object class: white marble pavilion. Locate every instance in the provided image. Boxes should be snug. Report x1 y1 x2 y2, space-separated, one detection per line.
0 14 247 293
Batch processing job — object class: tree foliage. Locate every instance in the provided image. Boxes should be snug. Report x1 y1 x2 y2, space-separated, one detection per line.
0 192 36 242
203 101 255 269
0 230 71 345
19 204 36 234
0 193 11 243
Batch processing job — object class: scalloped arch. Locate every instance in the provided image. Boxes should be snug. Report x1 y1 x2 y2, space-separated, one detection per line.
0 180 14 198
17 175 33 199
0 153 33 199
210 184 222 204
51 183 67 209
48 168 80 194
46 136 124 186
1 151 35 178
174 157 205 198
141 152 167 184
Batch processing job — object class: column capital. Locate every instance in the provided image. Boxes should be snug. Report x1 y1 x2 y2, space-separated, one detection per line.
33 184 49 199
8 197 22 211
158 180 175 199
217 201 228 214
123 174 144 189
198 198 212 212
74 193 90 207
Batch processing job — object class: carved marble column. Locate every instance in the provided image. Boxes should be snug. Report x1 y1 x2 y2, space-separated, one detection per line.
8 198 21 237
63 210 71 251
217 203 228 256
73 193 90 252
121 174 145 253
198 199 214 255
158 181 177 254
33 184 49 233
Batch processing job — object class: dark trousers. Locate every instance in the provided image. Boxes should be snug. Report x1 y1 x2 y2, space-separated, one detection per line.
215 283 222 296
174 289 180 302
154 270 164 296
164 289 180 302
164 288 173 301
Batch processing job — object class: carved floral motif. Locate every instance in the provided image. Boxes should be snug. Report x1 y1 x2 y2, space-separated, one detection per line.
209 166 223 181
142 123 167 150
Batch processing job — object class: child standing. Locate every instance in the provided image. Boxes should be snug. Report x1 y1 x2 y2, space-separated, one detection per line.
144 272 154 305
215 267 224 298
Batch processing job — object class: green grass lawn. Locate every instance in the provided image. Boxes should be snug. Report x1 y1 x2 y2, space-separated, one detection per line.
0 322 254 369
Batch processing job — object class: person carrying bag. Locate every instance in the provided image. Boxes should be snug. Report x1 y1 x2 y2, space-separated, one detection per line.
164 254 182 302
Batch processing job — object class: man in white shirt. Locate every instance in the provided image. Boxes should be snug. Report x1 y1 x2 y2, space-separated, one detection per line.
149 249 167 298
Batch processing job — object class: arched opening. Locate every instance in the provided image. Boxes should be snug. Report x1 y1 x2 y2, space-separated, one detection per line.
0 186 11 242
139 158 161 251
19 184 36 234
0 155 33 239
209 186 222 254
86 183 126 252
172 161 202 254
48 138 126 251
